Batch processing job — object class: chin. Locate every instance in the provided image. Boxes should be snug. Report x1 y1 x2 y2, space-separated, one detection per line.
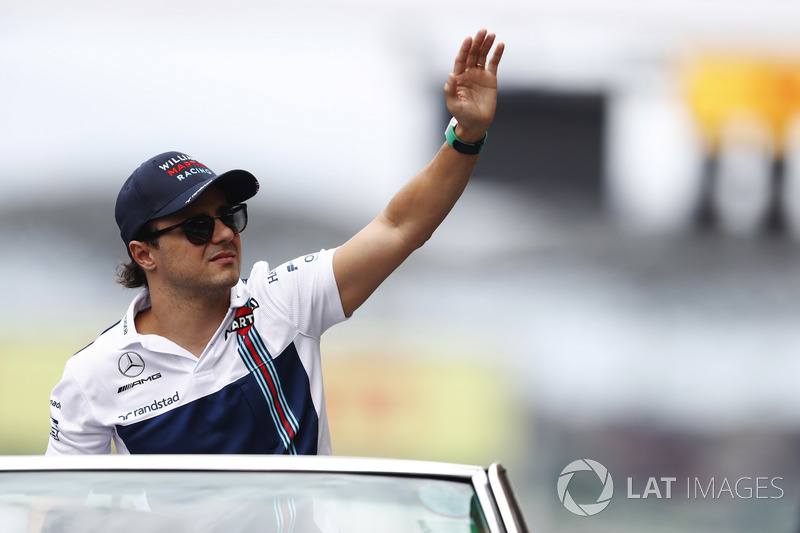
225 269 242 288
203 270 240 293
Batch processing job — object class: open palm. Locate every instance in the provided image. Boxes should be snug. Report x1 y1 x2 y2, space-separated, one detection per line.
444 29 505 141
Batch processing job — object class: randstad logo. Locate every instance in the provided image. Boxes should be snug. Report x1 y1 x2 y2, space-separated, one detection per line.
557 459 614 516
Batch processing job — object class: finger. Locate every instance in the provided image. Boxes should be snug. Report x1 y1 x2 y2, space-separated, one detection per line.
452 36 472 75
476 32 496 69
466 29 488 68
443 72 457 99
487 41 505 75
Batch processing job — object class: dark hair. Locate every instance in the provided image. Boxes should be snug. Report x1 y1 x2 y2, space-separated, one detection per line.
115 224 159 289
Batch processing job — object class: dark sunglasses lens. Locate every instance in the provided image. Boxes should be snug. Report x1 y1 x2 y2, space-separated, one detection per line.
220 205 248 234
183 215 215 245
232 206 248 233
179 205 247 245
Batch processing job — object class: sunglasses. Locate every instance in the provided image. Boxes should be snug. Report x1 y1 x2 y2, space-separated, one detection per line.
145 204 248 245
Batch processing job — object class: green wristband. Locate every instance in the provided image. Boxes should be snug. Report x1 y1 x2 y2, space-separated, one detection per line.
445 117 487 155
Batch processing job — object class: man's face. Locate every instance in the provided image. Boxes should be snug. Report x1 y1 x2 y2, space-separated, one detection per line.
146 186 243 299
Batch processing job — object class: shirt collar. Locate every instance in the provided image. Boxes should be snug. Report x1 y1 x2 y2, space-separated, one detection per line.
230 278 252 308
116 290 151 349
118 282 251 349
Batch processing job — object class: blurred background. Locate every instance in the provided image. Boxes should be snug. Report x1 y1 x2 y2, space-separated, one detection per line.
3 0 800 531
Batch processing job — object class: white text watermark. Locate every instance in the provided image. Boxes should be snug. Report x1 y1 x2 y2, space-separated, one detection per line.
558 459 785 517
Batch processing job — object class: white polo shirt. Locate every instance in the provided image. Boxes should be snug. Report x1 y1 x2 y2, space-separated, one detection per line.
46 249 347 455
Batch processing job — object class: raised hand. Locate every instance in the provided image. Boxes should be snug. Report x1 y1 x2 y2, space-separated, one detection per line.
443 29 505 143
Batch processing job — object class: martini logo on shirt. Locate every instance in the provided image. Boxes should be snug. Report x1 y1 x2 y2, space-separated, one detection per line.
225 298 260 339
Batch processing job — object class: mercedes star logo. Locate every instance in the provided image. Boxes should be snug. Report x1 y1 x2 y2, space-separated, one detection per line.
118 352 145 377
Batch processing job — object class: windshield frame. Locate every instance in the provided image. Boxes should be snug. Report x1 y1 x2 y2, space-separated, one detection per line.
0 455 515 532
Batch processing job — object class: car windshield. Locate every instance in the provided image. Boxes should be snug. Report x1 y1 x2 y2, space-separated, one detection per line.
0 470 490 533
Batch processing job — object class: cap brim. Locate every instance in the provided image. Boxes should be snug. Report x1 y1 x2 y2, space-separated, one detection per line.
215 169 260 204
151 169 260 220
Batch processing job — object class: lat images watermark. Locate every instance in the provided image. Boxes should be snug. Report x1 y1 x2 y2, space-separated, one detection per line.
557 459 614 516
626 475 784 500
557 459 786 517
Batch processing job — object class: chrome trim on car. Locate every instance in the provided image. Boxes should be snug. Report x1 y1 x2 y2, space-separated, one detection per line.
0 454 479 477
488 462 529 533
0 455 523 532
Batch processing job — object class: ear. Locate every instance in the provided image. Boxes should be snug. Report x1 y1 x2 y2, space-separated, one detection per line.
129 240 157 272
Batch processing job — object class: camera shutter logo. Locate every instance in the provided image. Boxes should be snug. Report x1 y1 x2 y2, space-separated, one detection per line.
557 459 614 516
118 352 145 378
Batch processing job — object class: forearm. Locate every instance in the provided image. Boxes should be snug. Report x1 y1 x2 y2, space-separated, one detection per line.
332 29 503 317
380 140 482 250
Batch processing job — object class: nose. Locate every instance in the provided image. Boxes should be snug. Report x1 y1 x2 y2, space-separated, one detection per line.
211 217 236 243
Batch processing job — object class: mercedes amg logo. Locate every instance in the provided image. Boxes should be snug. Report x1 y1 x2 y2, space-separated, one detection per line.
118 352 145 377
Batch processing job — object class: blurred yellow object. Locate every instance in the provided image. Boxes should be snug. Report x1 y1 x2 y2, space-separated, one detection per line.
0 338 69 454
0 335 524 462
685 54 800 153
323 350 523 465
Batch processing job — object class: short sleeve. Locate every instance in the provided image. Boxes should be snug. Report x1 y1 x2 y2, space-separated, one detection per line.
248 248 347 338
46 364 113 455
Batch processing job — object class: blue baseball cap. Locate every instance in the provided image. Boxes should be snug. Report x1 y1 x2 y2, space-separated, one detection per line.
115 151 260 248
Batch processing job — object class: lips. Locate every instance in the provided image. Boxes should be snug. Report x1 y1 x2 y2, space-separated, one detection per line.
210 251 236 263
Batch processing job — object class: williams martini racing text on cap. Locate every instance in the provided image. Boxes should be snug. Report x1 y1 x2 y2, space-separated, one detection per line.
115 151 259 247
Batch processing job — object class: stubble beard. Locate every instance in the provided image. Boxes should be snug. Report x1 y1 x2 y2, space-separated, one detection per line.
164 260 241 304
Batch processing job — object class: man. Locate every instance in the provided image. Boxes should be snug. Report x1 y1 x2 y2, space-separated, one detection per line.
46 29 504 455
